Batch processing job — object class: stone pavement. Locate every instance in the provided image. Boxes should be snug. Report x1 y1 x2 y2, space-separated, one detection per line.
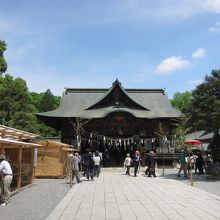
47 169 220 220
157 168 220 197
0 178 70 220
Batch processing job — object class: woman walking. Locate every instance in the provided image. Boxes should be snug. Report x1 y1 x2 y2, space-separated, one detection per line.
124 153 132 175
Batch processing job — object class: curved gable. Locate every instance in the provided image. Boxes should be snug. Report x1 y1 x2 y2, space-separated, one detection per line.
87 79 149 111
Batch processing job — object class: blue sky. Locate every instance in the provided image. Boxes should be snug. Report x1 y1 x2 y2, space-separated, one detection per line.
1 0 220 98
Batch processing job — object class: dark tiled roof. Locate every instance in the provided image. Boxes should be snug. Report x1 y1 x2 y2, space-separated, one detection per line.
37 87 180 119
198 132 214 141
186 130 207 140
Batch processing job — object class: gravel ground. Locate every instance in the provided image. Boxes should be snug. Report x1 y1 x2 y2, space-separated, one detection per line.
0 178 70 220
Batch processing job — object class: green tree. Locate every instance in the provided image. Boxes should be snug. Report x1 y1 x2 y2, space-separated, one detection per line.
30 92 44 111
171 91 192 113
186 70 220 132
30 91 60 112
39 89 57 112
30 90 61 137
186 69 220 161
0 74 39 133
0 40 7 75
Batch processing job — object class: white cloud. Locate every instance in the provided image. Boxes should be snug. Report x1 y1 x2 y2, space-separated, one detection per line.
122 0 220 23
188 79 203 85
208 22 220 32
203 0 220 13
156 56 190 74
192 48 206 58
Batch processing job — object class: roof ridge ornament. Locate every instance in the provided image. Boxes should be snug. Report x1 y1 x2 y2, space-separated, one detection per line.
112 78 121 87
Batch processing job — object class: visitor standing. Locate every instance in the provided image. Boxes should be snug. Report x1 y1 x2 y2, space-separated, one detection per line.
146 151 156 177
71 152 81 184
93 151 101 177
0 154 13 206
104 149 110 167
196 152 204 175
204 151 213 174
124 153 132 175
177 149 187 177
133 151 141 177
83 150 94 180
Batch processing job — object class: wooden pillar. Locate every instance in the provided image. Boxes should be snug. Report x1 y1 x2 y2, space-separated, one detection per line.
17 146 22 191
30 146 34 185
0 143 4 154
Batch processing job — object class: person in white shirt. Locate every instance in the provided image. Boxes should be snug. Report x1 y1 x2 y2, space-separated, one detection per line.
0 154 13 206
93 151 101 177
124 153 132 175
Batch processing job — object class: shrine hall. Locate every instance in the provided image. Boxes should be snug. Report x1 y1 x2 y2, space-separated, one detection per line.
36 79 180 165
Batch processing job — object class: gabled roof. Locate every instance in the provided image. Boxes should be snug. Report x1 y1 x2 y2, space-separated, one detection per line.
87 79 148 111
36 80 180 120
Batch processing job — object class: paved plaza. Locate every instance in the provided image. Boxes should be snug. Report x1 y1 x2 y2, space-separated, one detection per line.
47 169 220 220
0 168 220 220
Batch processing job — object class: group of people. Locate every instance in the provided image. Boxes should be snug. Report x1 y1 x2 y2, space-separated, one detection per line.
123 150 157 177
69 150 102 184
177 149 213 177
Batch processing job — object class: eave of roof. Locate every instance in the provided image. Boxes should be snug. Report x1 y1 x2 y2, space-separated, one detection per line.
36 82 181 120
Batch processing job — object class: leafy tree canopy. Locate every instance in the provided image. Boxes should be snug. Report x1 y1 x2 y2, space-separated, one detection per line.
30 92 44 112
30 90 61 137
0 74 39 133
170 91 192 113
0 40 7 75
186 69 220 133
0 40 61 137
39 89 58 112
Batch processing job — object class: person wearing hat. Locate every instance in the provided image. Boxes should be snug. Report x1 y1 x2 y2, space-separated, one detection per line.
0 154 13 206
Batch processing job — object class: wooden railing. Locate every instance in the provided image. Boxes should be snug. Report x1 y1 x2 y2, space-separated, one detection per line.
142 152 180 160
154 153 180 160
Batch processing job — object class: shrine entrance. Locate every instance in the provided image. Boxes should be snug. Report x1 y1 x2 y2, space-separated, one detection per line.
80 112 159 166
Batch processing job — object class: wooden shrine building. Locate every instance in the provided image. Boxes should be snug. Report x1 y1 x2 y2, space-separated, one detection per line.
0 125 41 194
37 80 180 165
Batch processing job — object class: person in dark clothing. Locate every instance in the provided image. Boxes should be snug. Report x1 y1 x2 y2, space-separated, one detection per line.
204 151 213 174
104 149 110 167
83 151 94 180
196 152 204 175
133 151 141 177
146 151 156 177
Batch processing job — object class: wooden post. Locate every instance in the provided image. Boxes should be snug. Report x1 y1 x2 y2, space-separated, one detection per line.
30 146 34 185
17 146 22 191
190 160 194 186
162 138 165 176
